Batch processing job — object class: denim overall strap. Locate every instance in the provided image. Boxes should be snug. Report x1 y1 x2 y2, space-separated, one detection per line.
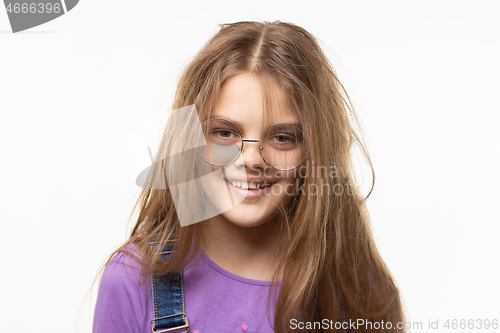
150 242 189 333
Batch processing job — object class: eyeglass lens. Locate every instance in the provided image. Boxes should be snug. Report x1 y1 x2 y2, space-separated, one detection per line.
197 118 305 170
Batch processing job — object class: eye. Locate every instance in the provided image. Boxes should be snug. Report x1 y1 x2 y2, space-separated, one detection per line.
212 128 239 140
214 129 234 138
271 133 296 144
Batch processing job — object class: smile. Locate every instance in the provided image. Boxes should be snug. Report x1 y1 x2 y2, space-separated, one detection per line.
224 179 275 190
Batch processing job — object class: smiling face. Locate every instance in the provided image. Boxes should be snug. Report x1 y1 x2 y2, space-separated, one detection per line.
200 72 302 228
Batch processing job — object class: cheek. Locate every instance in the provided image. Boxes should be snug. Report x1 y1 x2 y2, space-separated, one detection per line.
272 175 300 198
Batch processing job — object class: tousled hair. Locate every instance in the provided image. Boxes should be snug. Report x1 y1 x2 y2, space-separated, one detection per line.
101 21 406 333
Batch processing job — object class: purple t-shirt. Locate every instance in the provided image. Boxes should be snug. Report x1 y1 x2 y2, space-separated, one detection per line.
93 245 280 333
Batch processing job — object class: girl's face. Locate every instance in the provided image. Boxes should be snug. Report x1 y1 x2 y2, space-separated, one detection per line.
201 73 301 228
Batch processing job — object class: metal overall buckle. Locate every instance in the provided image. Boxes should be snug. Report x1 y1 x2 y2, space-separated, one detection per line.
150 313 190 333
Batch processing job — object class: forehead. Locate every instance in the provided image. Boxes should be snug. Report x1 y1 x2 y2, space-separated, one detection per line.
213 73 298 126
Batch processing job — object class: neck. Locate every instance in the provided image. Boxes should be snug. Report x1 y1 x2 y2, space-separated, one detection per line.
200 215 282 281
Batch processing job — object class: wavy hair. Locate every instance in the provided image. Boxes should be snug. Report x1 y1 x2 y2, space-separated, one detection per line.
102 21 406 333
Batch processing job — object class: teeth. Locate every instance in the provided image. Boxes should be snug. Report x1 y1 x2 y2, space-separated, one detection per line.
229 180 272 189
230 180 247 189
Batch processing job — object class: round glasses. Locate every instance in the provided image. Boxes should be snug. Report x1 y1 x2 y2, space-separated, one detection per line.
197 118 305 171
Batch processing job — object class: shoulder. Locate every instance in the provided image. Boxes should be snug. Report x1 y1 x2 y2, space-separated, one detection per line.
98 243 148 292
106 243 144 277
93 243 153 333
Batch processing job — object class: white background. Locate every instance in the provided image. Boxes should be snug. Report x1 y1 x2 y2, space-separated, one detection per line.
1 1 499 332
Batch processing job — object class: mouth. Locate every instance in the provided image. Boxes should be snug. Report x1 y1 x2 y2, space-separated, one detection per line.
224 179 275 190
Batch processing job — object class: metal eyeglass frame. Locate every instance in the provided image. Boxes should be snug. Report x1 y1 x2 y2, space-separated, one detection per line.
197 117 305 171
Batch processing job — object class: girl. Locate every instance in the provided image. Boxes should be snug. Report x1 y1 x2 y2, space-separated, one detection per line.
93 21 406 333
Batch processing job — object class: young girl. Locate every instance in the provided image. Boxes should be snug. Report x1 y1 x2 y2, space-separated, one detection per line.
93 21 406 333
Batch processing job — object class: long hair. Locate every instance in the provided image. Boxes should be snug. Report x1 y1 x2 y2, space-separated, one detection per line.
104 21 406 333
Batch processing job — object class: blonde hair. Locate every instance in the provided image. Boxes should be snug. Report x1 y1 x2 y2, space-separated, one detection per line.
104 21 406 333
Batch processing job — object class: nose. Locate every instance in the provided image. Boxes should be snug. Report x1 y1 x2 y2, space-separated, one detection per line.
233 140 265 169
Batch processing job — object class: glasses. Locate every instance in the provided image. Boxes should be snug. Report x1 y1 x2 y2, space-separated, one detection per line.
197 118 305 171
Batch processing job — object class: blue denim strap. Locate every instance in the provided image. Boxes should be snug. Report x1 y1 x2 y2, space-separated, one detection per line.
150 242 188 333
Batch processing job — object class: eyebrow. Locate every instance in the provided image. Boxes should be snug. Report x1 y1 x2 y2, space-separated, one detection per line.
209 116 302 130
210 116 245 130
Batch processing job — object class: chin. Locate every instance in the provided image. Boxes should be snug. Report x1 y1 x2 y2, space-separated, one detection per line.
221 206 277 228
